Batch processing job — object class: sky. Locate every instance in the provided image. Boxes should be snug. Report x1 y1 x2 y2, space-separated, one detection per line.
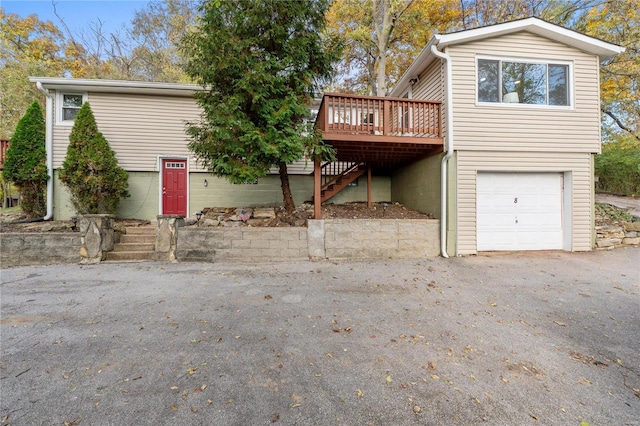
2 0 148 38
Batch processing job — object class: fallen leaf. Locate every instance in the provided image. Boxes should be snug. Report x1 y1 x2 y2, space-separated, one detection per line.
190 406 198 413
265 295 272 300
413 406 421 413
554 321 566 327
64 419 81 426
201 384 207 390
291 404 301 408
386 375 392 383
2 415 8 423
187 367 197 375
132 376 142 381
207 399 213 404
170 386 178 390
272 412 280 422
357 389 363 397
170 405 178 411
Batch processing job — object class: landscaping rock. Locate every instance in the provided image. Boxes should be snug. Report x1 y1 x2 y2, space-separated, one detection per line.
253 208 276 219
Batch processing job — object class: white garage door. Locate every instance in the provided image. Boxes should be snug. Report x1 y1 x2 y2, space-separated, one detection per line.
477 172 563 251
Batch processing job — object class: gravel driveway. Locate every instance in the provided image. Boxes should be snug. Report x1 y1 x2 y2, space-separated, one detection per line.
2 248 639 425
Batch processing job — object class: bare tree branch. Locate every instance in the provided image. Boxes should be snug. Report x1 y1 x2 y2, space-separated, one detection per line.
603 108 640 141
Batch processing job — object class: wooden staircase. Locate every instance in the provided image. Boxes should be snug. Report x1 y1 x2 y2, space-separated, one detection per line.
105 226 156 262
316 162 367 203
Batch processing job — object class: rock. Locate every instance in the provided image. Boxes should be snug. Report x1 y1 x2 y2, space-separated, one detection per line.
253 208 276 219
596 238 615 248
184 217 198 226
246 218 270 226
622 237 639 245
221 220 242 227
202 219 219 227
624 222 640 232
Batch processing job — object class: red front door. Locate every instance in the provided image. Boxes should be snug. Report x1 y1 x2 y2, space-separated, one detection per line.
162 159 187 216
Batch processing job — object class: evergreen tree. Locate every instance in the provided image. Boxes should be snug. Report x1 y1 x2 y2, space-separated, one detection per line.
182 0 341 212
59 103 129 214
2 101 48 217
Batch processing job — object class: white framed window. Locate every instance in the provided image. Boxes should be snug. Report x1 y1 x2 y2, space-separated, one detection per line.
56 92 87 125
477 56 572 107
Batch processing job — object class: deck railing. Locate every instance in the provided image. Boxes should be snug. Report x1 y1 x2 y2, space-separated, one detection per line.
316 93 441 139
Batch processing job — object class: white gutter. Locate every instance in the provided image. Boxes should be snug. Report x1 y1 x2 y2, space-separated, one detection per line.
36 82 54 220
430 43 453 258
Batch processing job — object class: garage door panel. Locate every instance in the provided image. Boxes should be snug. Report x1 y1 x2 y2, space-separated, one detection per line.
477 172 563 251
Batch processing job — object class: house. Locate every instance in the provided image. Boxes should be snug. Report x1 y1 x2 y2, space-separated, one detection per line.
28 79 388 222
314 17 623 256
31 17 623 256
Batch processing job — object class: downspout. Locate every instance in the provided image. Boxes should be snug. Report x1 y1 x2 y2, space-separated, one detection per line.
431 43 453 258
36 82 54 220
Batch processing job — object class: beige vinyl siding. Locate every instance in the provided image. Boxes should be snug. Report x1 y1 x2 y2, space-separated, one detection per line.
456 151 594 255
410 58 446 139
446 31 601 153
53 92 201 171
52 90 316 175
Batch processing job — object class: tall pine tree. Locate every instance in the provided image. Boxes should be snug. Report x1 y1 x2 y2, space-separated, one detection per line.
182 0 341 212
2 101 48 217
59 103 129 214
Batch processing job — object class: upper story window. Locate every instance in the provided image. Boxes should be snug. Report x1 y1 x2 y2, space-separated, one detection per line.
477 58 571 107
56 92 87 125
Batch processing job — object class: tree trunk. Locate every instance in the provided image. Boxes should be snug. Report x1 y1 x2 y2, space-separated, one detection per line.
279 162 296 213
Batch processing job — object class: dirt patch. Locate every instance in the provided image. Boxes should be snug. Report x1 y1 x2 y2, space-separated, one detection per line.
199 202 434 228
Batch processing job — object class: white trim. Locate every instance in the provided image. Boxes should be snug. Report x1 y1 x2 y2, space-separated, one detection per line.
55 91 88 126
31 77 203 97
437 17 624 59
158 155 190 217
563 172 573 251
475 55 574 109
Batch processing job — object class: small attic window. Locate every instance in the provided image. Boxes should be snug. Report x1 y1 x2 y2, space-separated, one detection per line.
56 92 87 125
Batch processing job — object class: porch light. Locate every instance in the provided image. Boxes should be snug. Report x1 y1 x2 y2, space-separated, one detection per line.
195 211 203 221
71 216 78 231
204 179 208 187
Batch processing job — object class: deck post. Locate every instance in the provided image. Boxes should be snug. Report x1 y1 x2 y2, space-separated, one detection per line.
314 159 322 219
367 165 372 208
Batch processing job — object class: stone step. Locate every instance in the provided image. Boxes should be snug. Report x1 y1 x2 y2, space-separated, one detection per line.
112 243 155 253
119 234 155 244
105 251 154 261
124 226 156 235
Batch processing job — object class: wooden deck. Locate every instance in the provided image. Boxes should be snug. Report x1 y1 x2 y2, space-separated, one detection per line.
316 93 443 169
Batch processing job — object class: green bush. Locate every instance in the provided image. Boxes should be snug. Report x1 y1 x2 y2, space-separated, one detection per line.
595 136 640 196
59 102 129 214
2 101 48 217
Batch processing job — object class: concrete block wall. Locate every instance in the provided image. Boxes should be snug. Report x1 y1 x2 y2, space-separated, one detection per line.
176 219 440 262
321 219 440 259
0 233 81 267
177 227 308 262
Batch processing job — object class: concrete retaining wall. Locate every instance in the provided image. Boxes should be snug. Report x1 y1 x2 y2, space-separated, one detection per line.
0 233 81 267
177 227 309 262
321 219 440 259
177 219 440 262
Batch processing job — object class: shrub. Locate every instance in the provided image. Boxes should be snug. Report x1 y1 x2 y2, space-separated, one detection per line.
2 101 48 217
59 102 129 214
595 136 640 196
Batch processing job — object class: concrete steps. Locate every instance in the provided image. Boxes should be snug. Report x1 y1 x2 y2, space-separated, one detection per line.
106 226 156 262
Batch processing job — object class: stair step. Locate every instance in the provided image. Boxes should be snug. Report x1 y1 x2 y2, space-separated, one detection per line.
105 251 154 261
119 234 155 244
113 243 155 252
124 226 156 235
